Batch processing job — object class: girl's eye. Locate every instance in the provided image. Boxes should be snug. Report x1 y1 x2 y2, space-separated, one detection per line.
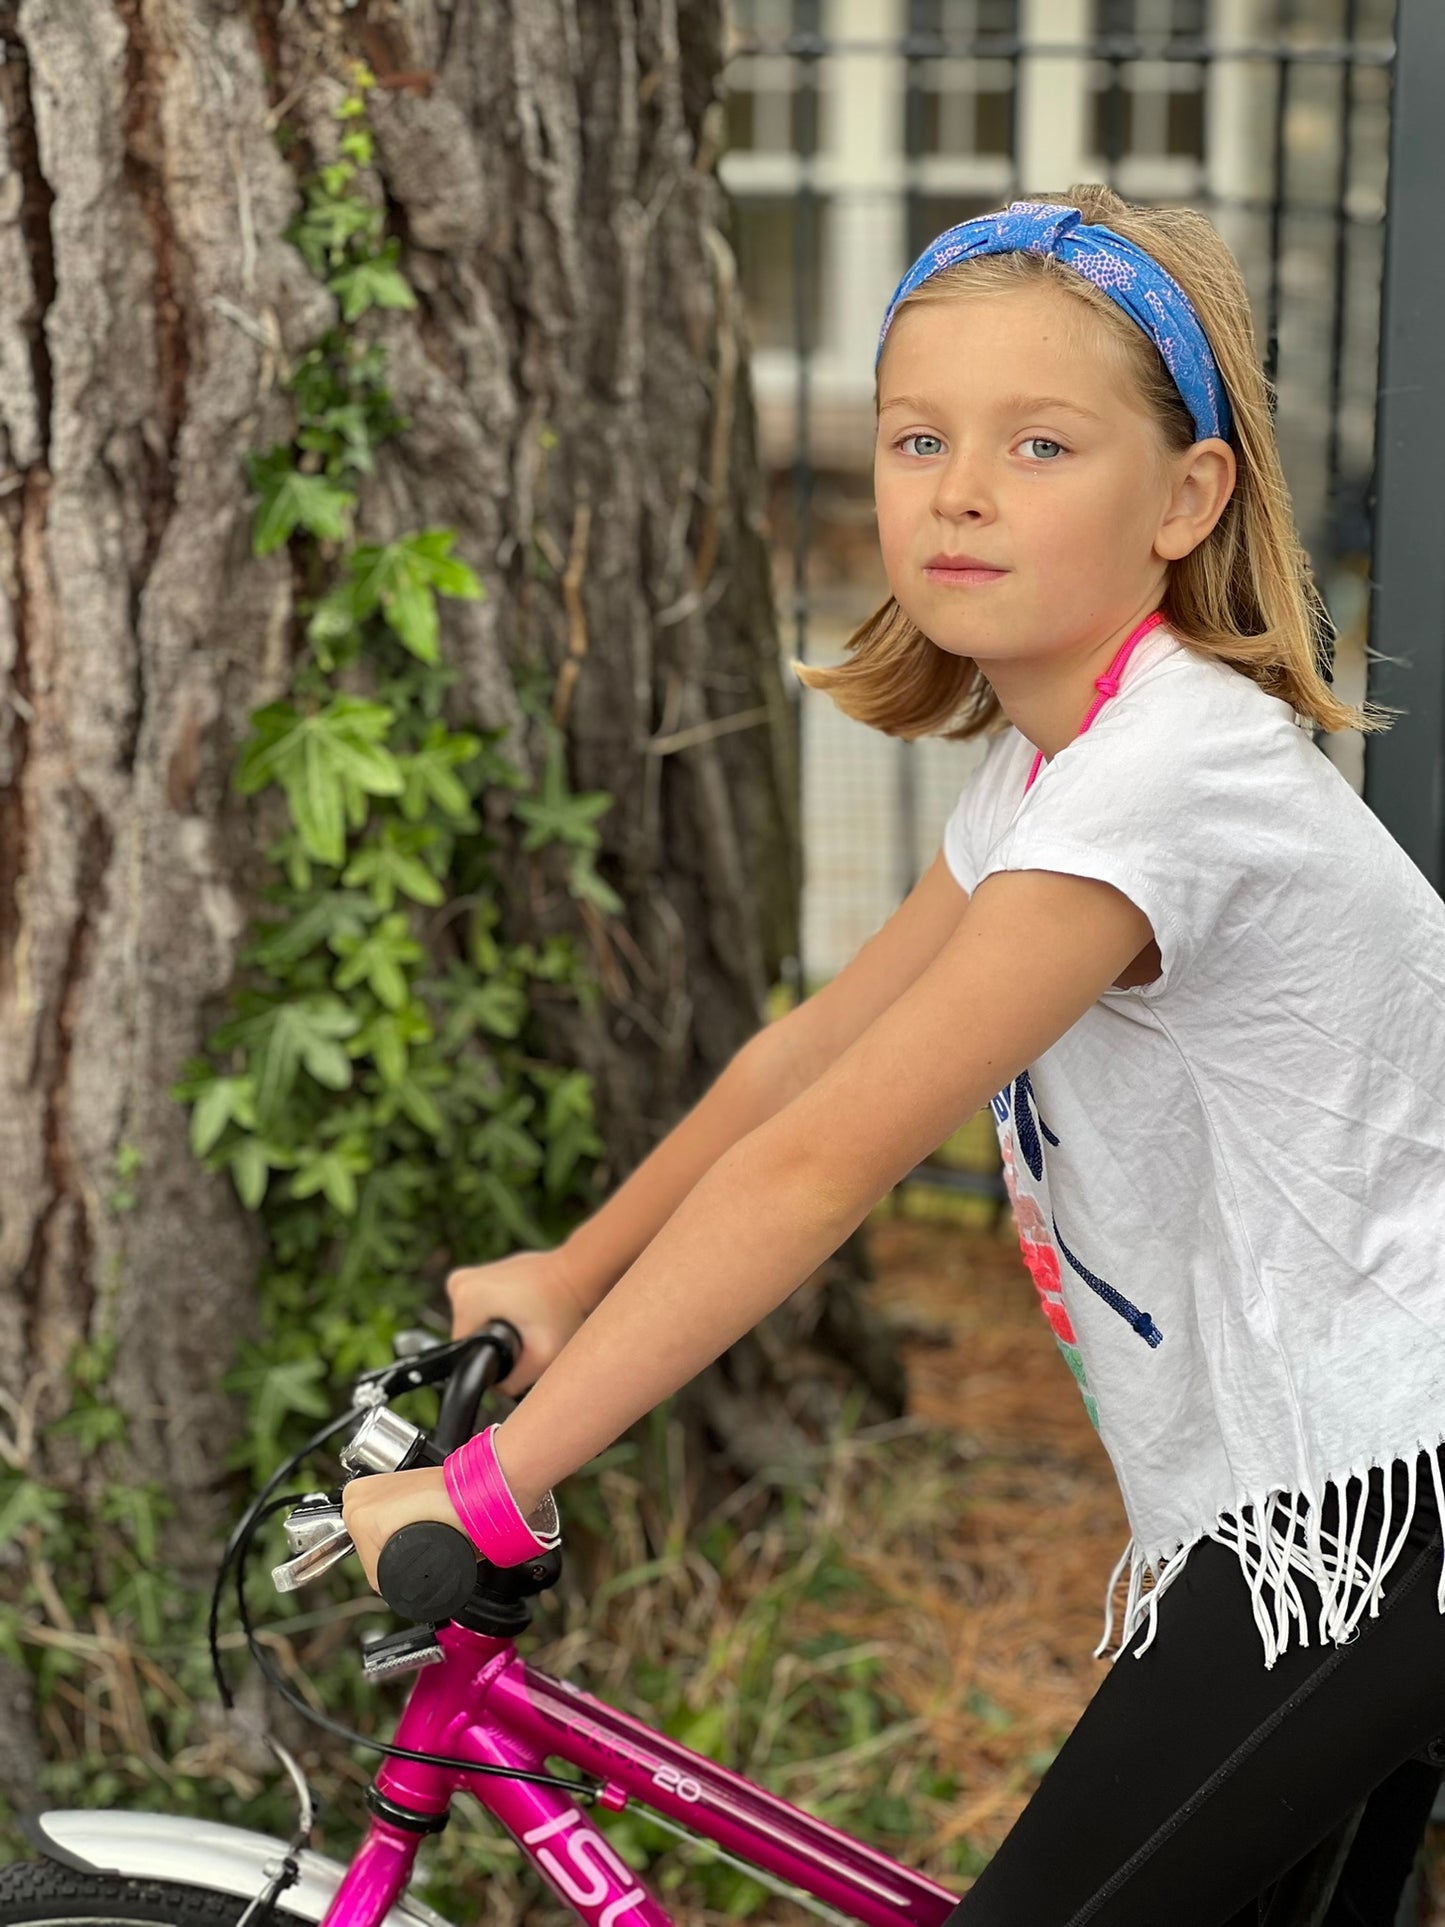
897 433 944 458
1020 437 1065 460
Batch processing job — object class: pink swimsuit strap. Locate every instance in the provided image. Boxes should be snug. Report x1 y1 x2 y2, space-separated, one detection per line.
1022 610 1165 796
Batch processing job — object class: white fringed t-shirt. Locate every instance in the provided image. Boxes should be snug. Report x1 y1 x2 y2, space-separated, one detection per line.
941 625 1445 1665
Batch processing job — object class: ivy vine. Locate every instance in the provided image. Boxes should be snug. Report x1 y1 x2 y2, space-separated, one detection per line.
1 59 612 1827
176 61 618 1473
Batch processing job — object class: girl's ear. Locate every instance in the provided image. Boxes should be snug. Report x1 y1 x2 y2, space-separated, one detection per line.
1154 438 1236 563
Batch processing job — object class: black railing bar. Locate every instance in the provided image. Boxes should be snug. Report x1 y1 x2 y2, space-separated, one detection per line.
726 36 1393 69
789 1 823 1007
1007 39 1023 203
1323 17 1360 543
734 183 1386 228
789 0 821 680
1103 46 1126 185
1264 54 1290 388
896 740 920 902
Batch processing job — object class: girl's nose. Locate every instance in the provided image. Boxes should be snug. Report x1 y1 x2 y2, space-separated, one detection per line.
931 450 995 521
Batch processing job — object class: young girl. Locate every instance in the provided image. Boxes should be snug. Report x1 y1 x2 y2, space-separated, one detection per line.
343 186 1445 1924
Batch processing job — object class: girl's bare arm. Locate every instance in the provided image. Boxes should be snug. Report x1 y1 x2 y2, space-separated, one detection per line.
343 864 1152 1579
557 850 971 1306
494 866 1150 1510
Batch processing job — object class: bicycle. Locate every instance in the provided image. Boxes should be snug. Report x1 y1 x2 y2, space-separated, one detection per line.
3 1321 963 1927
1 1321 1421 1927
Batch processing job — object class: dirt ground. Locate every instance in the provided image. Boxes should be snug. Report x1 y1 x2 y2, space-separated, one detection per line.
866 1206 1445 1923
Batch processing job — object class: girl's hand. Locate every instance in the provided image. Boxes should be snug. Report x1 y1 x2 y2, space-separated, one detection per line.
341 1465 471 1593
445 1247 590 1393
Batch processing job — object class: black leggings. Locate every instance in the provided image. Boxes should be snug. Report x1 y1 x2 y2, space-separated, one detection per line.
948 1452 1445 1926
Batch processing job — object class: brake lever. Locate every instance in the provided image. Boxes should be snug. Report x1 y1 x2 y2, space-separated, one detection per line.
351 1319 520 1407
352 1335 483 1406
272 1504 355 1593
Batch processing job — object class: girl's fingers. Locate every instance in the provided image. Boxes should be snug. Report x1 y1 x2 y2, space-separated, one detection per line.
341 1465 463 1591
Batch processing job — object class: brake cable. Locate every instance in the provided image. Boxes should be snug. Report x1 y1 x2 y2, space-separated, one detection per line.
208 1405 599 1801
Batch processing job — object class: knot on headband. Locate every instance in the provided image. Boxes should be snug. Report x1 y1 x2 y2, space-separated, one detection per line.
876 200 1232 445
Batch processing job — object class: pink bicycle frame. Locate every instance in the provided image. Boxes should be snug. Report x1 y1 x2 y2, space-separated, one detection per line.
320 1619 961 1927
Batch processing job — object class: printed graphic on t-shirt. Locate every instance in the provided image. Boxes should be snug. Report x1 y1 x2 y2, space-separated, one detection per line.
991 1071 1163 1428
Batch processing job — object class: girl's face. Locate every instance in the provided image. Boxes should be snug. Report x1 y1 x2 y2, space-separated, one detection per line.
874 283 1212 666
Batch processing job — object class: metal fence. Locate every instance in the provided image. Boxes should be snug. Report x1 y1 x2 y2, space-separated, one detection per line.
718 0 1408 990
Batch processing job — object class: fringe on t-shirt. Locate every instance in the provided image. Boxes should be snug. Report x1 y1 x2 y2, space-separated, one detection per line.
1099 1444 1445 1669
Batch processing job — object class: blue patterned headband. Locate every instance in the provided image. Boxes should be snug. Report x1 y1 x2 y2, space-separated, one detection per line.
876 201 1232 445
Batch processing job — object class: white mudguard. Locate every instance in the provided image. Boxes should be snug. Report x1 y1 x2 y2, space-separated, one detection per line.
25 1811 456 1927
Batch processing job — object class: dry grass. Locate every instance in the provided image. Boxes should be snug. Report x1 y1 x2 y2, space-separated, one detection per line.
859 1210 1126 1853
861 1210 1445 1925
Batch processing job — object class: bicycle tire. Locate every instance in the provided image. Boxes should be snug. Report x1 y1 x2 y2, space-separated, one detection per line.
0 1861 312 1927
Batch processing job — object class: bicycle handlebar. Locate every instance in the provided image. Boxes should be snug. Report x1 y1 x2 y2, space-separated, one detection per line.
375 1520 480 1622
272 1318 538 1621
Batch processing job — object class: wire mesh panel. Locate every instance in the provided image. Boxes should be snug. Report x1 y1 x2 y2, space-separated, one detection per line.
721 0 1395 990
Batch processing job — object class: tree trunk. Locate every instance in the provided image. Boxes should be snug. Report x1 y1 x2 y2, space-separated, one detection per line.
0 0 898 1814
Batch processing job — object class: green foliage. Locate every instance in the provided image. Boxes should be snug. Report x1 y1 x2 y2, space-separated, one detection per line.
7 57 610 1863
168 66 613 1495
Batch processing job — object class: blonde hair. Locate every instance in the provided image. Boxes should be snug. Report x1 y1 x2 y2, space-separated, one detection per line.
795 184 1392 741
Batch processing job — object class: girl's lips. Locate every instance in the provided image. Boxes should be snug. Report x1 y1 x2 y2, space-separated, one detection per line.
923 563 1008 585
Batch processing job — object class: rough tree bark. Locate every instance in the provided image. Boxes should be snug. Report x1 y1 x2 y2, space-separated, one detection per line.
0 0 901 1809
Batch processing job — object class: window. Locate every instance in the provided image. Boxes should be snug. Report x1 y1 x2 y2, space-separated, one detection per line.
907 192 1003 260
722 0 828 355
907 0 1020 160
732 195 826 353
723 0 821 157
1090 0 1207 164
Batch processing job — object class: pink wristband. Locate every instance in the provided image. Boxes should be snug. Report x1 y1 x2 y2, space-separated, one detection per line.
443 1424 561 1568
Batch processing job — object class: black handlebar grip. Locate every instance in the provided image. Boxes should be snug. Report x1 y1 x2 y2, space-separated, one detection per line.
433 1318 527 1456
375 1521 478 1623
473 1317 523 1379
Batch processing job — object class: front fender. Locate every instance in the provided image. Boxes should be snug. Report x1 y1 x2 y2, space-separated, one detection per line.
23 1812 456 1927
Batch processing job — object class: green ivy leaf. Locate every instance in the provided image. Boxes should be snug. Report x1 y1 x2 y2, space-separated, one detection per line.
287 194 378 276
513 739 614 854
227 1350 330 1463
342 822 446 911
441 976 528 1047
289 1138 371 1216
227 1135 298 1210
213 994 362 1126
400 529 485 599
399 722 481 824
52 1400 128 1453
0 1477 67 1548
367 534 482 661
246 891 376 973
567 851 624 915
188 1074 258 1157
544 1114 603 1197
331 240 419 323
474 1111 545 1173
467 901 502 973
236 697 402 865
395 1077 444 1137
540 1068 596 1131
475 1169 546 1248
246 447 355 556
330 912 423 1012
349 1001 433 1088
